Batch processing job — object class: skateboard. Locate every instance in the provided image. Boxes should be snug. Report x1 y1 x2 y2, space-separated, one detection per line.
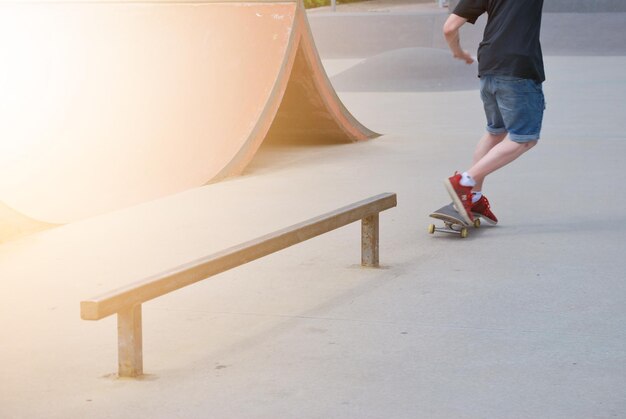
428 203 480 238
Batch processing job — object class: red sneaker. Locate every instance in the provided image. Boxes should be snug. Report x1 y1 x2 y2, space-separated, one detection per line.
444 172 474 224
471 195 498 225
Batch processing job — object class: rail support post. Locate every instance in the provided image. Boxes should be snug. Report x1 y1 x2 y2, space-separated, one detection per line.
361 213 380 267
117 304 143 377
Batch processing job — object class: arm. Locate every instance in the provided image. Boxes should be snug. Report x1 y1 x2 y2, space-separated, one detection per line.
443 14 474 64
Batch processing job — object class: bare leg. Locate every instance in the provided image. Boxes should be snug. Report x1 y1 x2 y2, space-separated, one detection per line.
468 137 537 189
471 132 507 191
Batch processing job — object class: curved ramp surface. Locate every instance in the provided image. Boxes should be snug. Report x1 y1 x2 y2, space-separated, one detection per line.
0 0 376 240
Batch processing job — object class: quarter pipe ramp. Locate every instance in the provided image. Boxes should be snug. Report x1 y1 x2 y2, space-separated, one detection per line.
0 0 377 242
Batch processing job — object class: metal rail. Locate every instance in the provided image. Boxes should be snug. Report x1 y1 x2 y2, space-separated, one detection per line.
80 192 397 377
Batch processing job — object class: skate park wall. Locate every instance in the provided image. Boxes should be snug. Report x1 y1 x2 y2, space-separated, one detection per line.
449 0 626 13
0 0 377 243
309 7 626 58
543 0 626 12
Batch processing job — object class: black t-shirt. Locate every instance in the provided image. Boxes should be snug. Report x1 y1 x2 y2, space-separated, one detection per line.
453 0 545 82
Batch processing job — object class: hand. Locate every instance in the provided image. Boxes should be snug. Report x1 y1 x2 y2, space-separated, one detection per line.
454 50 475 64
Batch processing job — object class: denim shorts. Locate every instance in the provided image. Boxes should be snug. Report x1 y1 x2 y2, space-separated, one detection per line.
480 75 545 143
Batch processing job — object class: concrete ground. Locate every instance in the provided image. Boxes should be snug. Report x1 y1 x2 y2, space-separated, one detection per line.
1 2 625 418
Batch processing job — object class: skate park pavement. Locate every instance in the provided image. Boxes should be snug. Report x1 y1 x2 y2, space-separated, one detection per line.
1 1 625 418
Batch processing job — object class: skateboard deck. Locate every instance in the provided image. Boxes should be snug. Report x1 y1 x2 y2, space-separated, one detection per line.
428 203 480 238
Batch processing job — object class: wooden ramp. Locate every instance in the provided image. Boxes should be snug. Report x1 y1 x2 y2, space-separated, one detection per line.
0 0 377 241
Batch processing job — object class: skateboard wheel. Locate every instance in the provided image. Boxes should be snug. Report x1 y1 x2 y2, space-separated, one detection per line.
473 218 481 228
428 224 436 234
460 228 468 238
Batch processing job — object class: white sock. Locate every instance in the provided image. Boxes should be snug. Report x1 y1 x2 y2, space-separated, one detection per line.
460 172 476 187
472 191 482 203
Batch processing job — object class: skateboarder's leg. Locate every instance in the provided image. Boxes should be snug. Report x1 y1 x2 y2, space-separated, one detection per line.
470 131 507 191
468 75 544 191
468 137 537 189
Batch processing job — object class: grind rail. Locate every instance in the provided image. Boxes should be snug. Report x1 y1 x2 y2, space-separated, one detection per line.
80 192 397 377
